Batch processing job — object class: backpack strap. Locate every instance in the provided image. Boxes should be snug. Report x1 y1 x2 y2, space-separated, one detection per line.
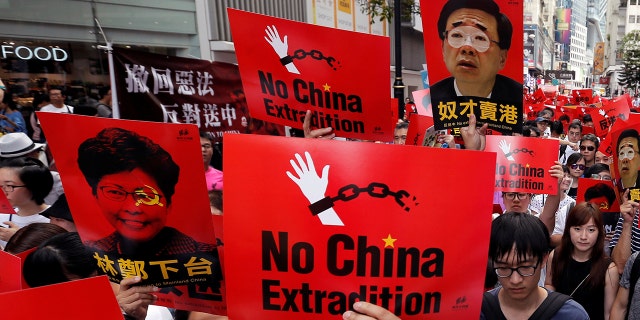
481 291 507 320
627 253 640 317
559 144 568 162
528 291 571 320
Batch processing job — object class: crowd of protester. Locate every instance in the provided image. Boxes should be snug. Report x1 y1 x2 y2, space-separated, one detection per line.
3 85 640 319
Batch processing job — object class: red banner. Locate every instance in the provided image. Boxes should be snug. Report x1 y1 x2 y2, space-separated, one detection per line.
0 250 21 293
1 276 123 319
113 48 285 142
223 134 496 319
405 114 435 146
486 136 559 194
38 113 226 314
228 9 392 141
571 89 593 105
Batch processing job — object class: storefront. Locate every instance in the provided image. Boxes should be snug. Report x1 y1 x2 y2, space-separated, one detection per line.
0 0 200 106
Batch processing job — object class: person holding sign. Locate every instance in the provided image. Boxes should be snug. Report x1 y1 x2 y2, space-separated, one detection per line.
430 0 521 101
616 129 640 189
343 213 589 319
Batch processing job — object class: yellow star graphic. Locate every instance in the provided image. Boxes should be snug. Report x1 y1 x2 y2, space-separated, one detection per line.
382 234 397 248
323 83 331 91
525 163 530 168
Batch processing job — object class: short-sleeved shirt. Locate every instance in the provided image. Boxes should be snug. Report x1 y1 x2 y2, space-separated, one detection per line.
620 251 640 319
480 287 589 319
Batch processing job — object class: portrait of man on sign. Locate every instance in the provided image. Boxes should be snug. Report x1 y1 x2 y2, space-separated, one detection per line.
423 0 523 134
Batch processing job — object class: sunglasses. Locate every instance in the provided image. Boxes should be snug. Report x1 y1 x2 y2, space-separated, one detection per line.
580 145 595 151
570 164 586 170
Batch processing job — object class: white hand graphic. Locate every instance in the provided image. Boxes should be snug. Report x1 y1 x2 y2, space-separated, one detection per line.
286 152 343 226
264 25 300 74
498 139 515 161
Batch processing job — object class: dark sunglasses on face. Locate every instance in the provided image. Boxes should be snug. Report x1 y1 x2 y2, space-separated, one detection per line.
570 164 586 170
580 145 595 151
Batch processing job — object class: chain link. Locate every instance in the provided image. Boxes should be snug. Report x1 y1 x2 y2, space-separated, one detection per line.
292 49 341 70
510 148 535 157
331 182 418 211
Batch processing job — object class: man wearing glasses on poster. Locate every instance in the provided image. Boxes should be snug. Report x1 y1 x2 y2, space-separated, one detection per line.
429 0 521 104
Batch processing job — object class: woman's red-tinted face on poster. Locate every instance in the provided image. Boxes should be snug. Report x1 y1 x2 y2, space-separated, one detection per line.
95 168 169 242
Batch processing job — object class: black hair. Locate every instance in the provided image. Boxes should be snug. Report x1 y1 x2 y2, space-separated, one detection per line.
522 125 540 137
395 121 409 130
4 223 67 254
437 0 512 50
550 120 563 136
584 182 616 206
77 127 179 205
566 152 585 168
0 157 53 205
616 128 639 152
98 86 111 98
489 212 549 265
568 122 582 131
558 114 570 123
582 114 593 123
23 232 96 288
199 130 213 142
584 163 610 178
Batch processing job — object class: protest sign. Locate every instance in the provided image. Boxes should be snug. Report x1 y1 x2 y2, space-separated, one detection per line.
38 113 226 314
0 250 21 293
224 134 496 319
113 48 285 141
486 135 559 194
421 0 523 134
228 9 392 141
405 114 435 147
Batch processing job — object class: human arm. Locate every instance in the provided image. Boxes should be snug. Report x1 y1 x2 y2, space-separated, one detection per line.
116 276 159 320
460 113 487 151
264 25 300 74
342 301 401 320
544 250 556 291
303 110 334 139
605 262 620 320
612 190 638 274
538 161 564 234
610 285 628 320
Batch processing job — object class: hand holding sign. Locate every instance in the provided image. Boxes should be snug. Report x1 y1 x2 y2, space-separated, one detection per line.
264 25 300 74
286 151 344 226
343 301 401 320
460 114 487 151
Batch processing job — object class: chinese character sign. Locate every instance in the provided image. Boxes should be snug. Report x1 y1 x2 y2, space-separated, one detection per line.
38 113 226 314
113 48 284 142
420 0 523 134
486 135 559 194
228 9 392 141
224 134 497 319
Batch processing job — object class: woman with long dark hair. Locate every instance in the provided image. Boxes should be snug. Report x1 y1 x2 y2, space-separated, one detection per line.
545 202 619 319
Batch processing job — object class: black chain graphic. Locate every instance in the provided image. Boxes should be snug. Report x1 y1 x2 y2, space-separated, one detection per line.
330 182 418 212
292 49 341 70
510 148 535 157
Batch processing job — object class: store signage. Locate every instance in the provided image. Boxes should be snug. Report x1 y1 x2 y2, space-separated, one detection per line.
0 45 68 61
544 69 575 81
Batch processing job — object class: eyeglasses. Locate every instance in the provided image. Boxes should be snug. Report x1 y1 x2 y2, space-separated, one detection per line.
0 184 26 192
570 164 586 170
444 25 499 53
201 143 213 150
590 174 612 181
580 145 595 152
502 192 529 200
99 185 164 207
619 147 638 161
493 262 539 278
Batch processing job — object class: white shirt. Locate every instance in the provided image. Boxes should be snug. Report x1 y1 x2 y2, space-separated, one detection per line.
40 103 74 114
0 213 50 248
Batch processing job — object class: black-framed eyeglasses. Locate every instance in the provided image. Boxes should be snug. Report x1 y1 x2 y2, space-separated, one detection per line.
98 185 164 207
570 164 586 170
493 261 539 278
502 192 529 200
0 184 26 192
580 145 595 151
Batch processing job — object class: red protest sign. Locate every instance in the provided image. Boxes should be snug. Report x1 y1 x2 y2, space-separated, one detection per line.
486 136 559 194
421 0 523 134
0 190 15 214
0 250 21 293
571 89 593 105
576 178 620 213
113 48 285 142
229 9 392 141
38 113 226 315
224 134 496 319
0 276 123 319
405 114 435 146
